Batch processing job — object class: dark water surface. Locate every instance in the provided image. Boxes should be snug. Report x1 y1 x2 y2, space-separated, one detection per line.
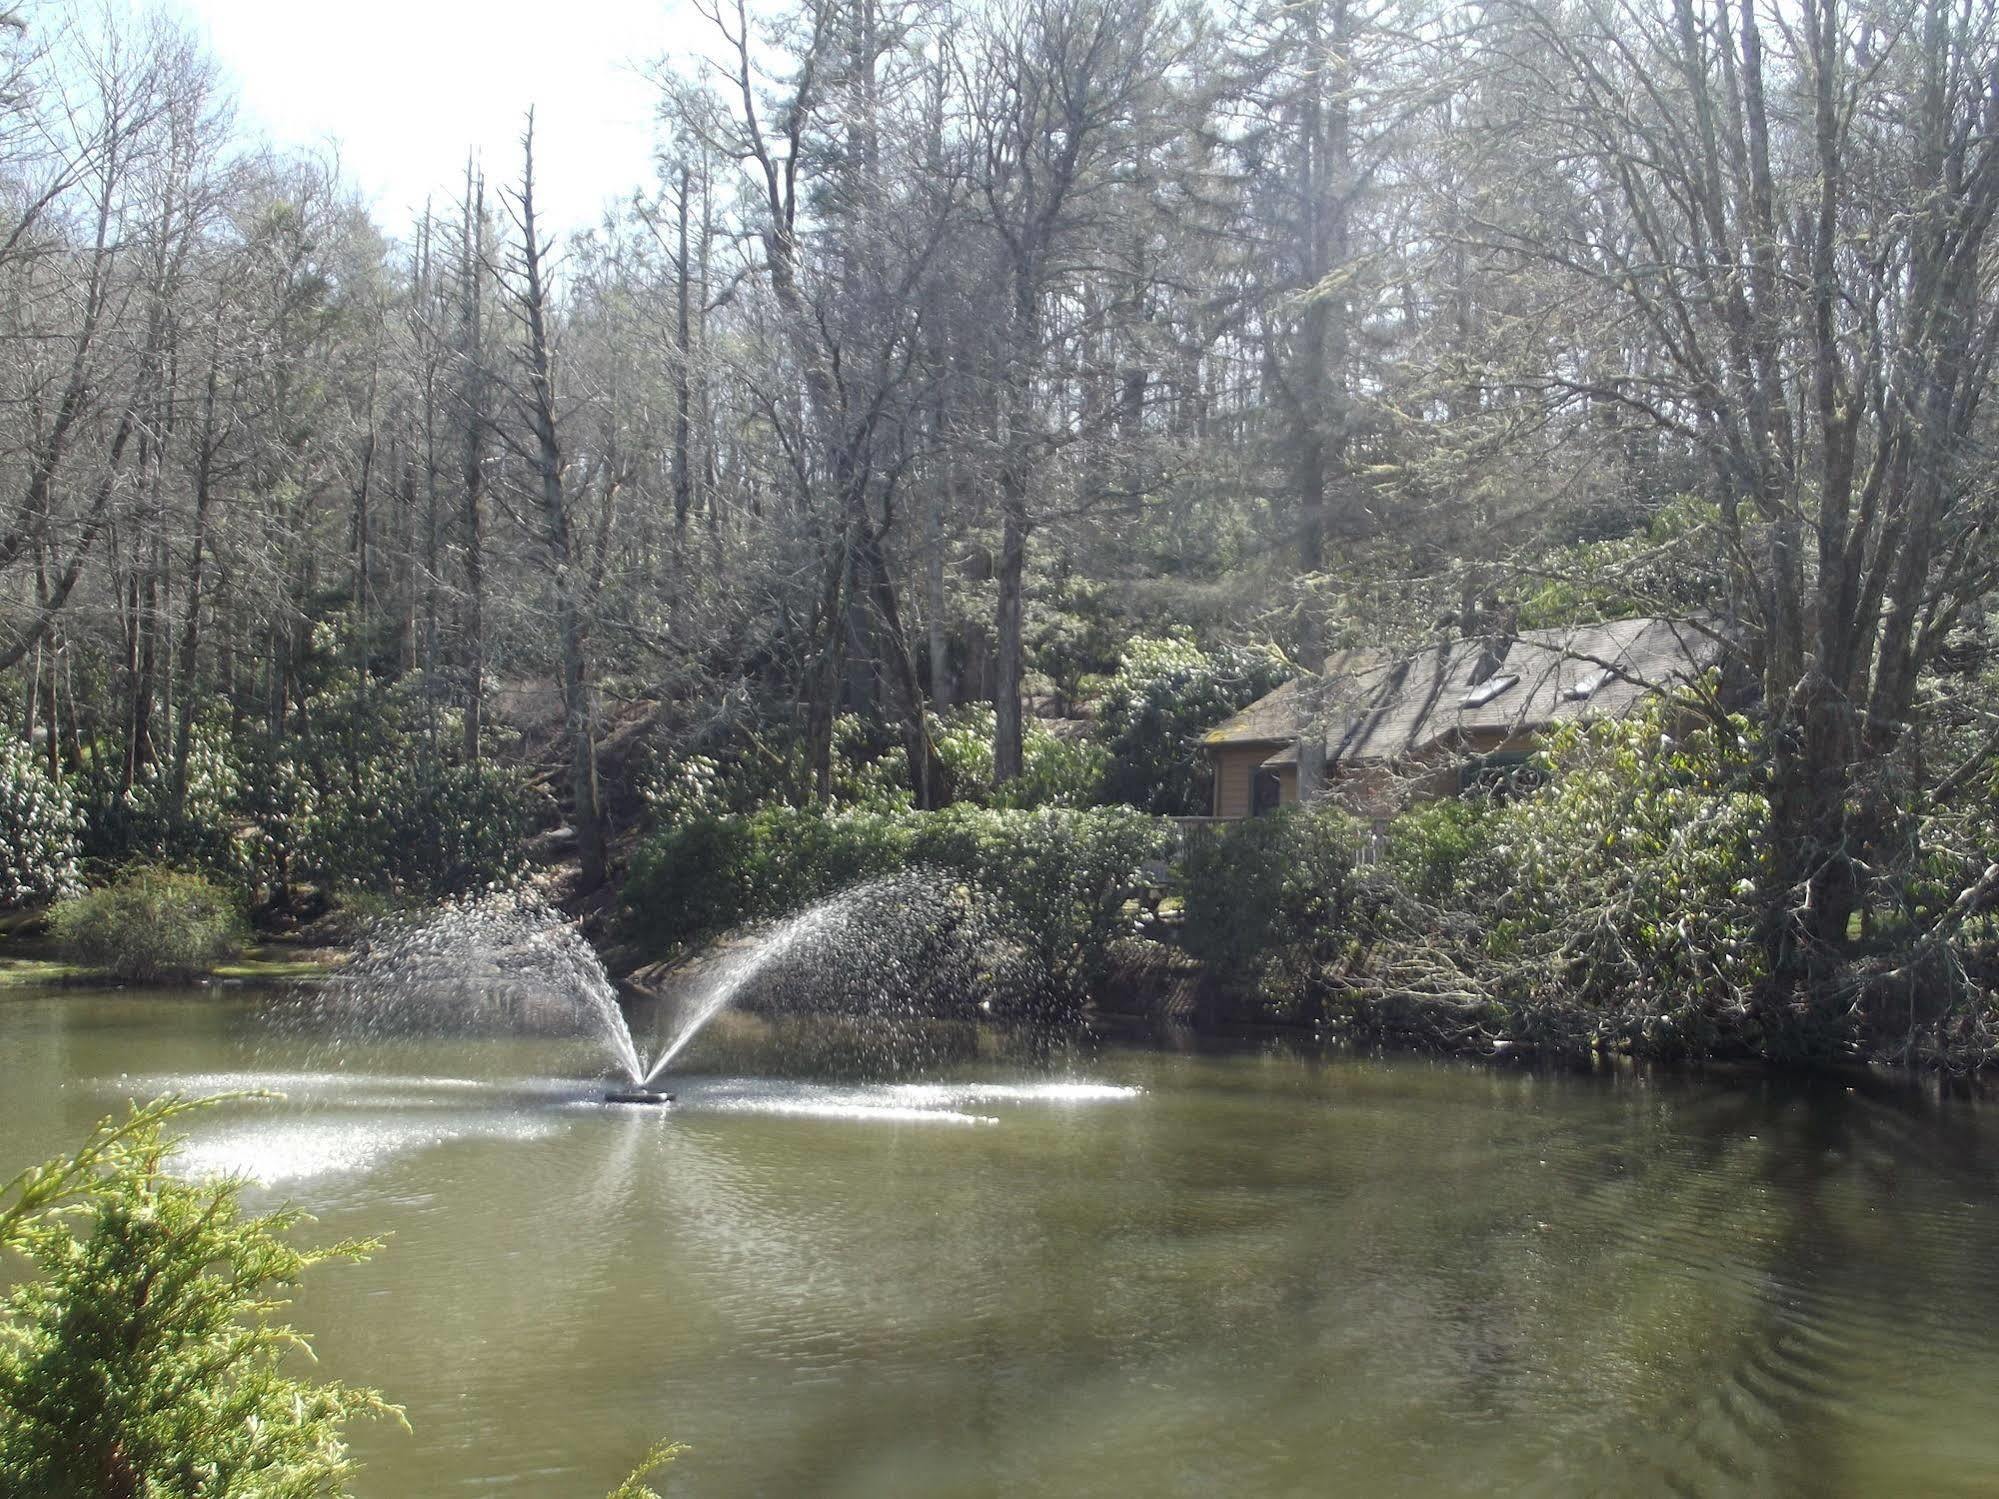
4 990 1999 1496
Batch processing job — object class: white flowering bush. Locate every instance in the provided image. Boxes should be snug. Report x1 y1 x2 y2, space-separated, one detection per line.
641 753 727 825
88 736 252 879
0 736 82 908
237 748 324 893
1467 697 1770 1043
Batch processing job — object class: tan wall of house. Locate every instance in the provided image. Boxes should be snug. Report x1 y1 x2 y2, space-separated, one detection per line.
1210 745 1295 818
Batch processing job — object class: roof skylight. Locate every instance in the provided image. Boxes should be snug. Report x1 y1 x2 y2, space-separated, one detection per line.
1460 673 1519 708
1565 667 1614 701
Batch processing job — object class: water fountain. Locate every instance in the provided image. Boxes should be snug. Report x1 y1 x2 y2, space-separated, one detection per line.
308 873 1022 1105
304 887 665 1102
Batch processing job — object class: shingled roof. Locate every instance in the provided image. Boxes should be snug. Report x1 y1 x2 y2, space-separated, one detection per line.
1201 671 1316 746
1204 617 1720 762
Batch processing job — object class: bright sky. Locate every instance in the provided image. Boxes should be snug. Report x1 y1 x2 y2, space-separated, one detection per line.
162 0 695 234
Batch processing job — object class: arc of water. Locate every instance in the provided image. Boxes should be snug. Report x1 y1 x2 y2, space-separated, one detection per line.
638 897 848 1085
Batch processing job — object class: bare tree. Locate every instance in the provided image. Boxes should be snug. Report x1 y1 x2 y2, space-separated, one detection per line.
1471 0 1999 1014
493 112 607 887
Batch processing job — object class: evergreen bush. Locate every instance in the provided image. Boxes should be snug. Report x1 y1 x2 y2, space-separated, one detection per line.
1472 706 1769 1027
1096 636 1292 814
0 735 82 909
81 736 251 884
906 804 1171 998
1383 797 1495 905
52 868 247 982
624 804 1170 1003
1374 699 1771 1053
0 1098 402 1496
1181 805 1378 1001
0 1097 681 1498
624 805 913 948
932 705 1108 809
311 757 549 898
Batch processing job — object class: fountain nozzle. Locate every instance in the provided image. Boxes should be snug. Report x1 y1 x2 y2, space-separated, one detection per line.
602 1087 674 1105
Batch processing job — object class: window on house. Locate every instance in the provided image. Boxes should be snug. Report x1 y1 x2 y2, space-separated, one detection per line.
1460 673 1519 708
1565 667 1614 701
1251 768 1282 816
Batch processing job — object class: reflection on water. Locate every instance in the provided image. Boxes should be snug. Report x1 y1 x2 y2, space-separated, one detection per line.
3 993 1999 1497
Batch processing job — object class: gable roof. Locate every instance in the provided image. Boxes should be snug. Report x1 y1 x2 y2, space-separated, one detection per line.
1202 671 1316 746
1204 617 1721 761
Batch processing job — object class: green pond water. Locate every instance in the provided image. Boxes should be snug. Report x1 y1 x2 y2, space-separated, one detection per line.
4 990 1999 1497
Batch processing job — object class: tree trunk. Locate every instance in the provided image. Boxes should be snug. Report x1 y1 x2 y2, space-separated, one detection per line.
459 162 487 767
994 473 1029 783
511 117 605 888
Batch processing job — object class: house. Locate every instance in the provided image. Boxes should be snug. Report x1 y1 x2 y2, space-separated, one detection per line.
1201 616 1722 822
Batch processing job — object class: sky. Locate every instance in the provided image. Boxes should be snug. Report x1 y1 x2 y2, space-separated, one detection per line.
162 0 692 234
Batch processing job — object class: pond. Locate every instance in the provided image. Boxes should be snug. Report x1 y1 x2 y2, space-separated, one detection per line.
3 990 1999 1496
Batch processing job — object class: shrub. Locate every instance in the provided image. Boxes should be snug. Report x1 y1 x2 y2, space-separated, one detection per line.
1096 636 1292 814
81 734 252 883
237 745 324 895
0 1097 402 1497
830 714 917 811
1437 700 1770 1049
0 735 82 909
624 804 1170 1005
0 1098 677 1499
905 804 1172 998
641 751 728 825
311 757 549 898
1181 805 1379 1002
52 868 247 982
623 805 913 948
932 705 1109 810
1384 797 1495 905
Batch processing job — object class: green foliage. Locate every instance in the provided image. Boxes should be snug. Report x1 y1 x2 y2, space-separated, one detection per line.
52 868 247 982
309 757 549 898
1026 579 1125 711
0 1097 402 1497
83 733 251 882
640 752 729 825
606 1439 688 1499
640 707 1111 839
624 805 913 948
1384 798 1495 905
80 692 547 902
829 714 916 812
1181 806 1379 998
905 804 1172 998
1096 636 1292 814
1458 699 1770 1039
0 735 82 908
624 803 1169 1003
236 744 324 892
1515 496 1726 630
931 705 1109 810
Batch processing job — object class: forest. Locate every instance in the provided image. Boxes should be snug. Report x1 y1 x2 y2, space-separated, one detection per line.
3 0 1999 1066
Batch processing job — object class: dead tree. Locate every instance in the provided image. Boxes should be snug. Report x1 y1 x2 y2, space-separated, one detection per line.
494 112 607 889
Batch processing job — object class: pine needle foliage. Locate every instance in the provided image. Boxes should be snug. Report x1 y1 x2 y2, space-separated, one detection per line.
0 1096 404 1498
605 1439 689 1499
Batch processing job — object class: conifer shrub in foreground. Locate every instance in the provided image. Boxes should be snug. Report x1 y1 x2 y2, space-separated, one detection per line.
0 1097 685 1499
0 1097 402 1497
52 867 247 982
